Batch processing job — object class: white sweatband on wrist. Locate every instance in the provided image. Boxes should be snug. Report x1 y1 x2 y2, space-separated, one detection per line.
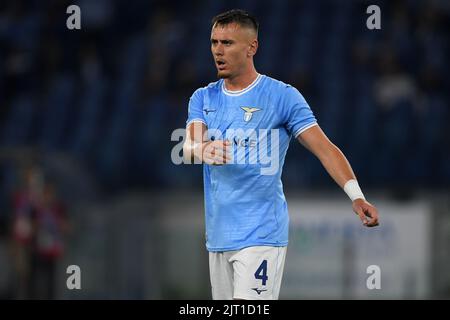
343 179 365 201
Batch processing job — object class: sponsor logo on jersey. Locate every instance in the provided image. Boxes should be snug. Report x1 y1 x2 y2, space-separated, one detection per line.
203 108 216 115
251 288 268 295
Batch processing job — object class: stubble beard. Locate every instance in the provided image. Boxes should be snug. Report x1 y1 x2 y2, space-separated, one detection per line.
217 70 230 79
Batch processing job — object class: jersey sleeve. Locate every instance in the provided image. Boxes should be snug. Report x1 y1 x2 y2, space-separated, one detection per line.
186 88 206 127
282 85 317 138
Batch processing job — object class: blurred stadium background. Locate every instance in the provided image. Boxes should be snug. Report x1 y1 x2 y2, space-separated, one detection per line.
0 0 449 299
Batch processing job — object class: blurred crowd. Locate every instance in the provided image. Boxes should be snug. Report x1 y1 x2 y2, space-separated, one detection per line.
0 0 449 194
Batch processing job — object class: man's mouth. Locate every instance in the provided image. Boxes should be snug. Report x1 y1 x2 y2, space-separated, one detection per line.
216 60 226 70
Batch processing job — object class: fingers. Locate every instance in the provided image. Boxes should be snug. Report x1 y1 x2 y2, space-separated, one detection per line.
210 143 229 159
356 207 369 226
359 208 379 227
203 140 232 165
210 141 231 165
353 200 379 228
364 207 379 227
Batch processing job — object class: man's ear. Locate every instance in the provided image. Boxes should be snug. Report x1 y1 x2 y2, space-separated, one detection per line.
248 39 258 57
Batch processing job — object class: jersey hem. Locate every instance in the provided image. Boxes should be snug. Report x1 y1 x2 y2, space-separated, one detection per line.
206 241 288 252
186 118 206 127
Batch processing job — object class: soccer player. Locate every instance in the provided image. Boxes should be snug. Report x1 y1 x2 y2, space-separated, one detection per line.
183 9 379 300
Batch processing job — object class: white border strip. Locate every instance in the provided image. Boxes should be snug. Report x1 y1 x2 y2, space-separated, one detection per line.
222 74 262 96
294 122 318 138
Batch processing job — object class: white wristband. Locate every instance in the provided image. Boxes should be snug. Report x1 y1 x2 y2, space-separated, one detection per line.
343 179 365 201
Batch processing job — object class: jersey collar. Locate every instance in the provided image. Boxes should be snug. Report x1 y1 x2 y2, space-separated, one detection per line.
222 74 263 96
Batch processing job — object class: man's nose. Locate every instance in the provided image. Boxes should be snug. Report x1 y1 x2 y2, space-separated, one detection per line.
214 44 224 56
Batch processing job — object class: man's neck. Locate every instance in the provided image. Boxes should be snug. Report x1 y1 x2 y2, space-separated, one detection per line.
224 69 259 92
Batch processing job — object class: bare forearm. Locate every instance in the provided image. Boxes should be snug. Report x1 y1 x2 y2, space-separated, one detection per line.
183 140 202 163
183 122 207 164
182 142 195 163
317 143 357 188
182 123 231 165
297 126 378 226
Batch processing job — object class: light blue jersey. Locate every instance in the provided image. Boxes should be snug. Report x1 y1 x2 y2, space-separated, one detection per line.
186 74 317 252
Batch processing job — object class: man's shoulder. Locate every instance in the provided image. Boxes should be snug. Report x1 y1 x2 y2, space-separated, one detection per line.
259 75 302 103
261 75 296 93
192 80 222 97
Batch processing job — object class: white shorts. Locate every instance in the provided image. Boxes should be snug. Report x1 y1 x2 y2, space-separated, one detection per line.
209 246 287 300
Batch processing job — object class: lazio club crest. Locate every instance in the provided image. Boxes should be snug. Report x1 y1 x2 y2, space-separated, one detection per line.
241 107 260 122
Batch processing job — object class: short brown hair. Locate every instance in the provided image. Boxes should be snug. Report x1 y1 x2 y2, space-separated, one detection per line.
212 9 259 35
